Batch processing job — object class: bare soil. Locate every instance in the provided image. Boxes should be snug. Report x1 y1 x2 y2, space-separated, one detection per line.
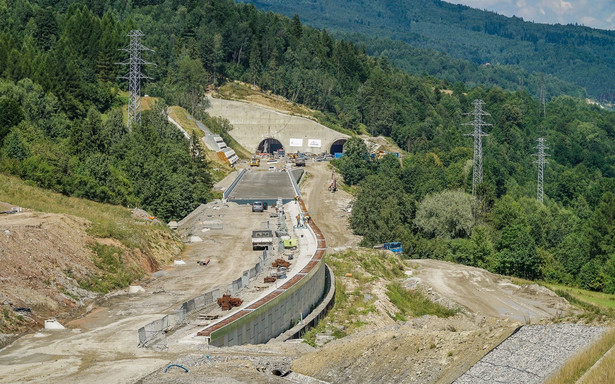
0 201 285 383
407 259 572 323
300 162 360 251
0 208 177 335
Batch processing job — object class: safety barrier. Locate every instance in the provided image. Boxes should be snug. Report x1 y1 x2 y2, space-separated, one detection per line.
287 168 302 197
223 168 247 200
137 248 274 347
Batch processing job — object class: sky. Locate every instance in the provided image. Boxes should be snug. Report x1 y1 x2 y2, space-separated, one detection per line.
445 0 615 30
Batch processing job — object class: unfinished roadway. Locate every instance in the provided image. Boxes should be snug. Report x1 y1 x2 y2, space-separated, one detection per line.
0 165 330 383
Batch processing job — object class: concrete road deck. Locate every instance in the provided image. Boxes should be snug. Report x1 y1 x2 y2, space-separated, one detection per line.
227 169 297 202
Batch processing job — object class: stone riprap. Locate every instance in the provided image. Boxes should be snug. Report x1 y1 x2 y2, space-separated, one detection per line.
454 324 605 384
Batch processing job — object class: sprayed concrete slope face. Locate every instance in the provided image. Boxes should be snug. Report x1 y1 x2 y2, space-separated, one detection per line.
205 96 349 154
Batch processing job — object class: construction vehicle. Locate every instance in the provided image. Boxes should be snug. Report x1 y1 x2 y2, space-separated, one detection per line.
328 170 338 192
252 230 273 250
373 242 403 254
283 238 298 249
250 156 260 167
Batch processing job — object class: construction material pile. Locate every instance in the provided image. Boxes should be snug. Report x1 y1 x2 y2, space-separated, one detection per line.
272 259 291 268
217 294 242 310
264 276 277 283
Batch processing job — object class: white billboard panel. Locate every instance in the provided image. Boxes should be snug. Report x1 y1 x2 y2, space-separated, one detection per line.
307 139 322 148
289 138 303 147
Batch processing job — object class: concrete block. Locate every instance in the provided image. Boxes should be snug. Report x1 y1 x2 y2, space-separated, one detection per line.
44 319 65 330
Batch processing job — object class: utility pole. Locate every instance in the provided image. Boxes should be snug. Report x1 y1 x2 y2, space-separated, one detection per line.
463 99 491 200
534 137 550 204
117 30 154 128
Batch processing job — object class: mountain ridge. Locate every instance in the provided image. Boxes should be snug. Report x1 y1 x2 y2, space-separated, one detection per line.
239 0 615 100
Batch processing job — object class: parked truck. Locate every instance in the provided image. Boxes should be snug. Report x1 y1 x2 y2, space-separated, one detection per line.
252 230 273 250
373 241 403 254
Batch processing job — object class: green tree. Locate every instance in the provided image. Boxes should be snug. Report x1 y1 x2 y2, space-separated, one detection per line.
469 225 495 269
349 174 414 246
335 137 371 185
414 189 474 239
495 224 541 280
578 260 604 291
0 97 24 143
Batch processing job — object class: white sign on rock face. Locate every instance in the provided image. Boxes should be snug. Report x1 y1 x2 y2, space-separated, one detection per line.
289 138 303 147
308 139 322 148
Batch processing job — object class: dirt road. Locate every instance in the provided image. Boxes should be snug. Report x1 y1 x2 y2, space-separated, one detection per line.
409 259 571 322
300 162 360 250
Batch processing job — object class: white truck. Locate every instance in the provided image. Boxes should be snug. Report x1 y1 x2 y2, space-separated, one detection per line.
252 230 274 250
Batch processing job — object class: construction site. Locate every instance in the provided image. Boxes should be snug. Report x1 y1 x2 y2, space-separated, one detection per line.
0 91 613 383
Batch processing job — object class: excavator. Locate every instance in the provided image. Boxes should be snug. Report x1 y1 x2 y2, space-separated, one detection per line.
250 156 260 167
328 169 337 192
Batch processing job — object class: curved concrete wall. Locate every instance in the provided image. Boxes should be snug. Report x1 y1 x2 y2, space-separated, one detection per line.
205 97 349 154
198 198 328 347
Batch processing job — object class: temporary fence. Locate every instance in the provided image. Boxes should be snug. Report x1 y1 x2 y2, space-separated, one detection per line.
137 247 274 347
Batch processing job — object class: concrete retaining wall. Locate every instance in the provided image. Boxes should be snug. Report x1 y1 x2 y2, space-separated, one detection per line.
208 261 326 347
276 264 335 342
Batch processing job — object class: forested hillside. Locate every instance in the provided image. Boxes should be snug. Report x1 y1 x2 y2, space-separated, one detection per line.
240 0 615 101
1 0 615 293
338 32 585 100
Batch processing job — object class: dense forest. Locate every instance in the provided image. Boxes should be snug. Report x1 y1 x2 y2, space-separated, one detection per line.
337 31 585 100
240 0 615 101
1 0 615 292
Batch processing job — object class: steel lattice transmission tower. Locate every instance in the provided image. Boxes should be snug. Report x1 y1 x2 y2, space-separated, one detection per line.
534 137 550 203
463 99 491 197
117 30 154 127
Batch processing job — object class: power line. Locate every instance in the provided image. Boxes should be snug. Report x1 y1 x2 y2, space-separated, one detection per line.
534 137 550 203
116 30 154 128
463 99 491 199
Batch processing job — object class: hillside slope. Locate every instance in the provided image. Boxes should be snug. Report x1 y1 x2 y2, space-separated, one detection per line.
240 0 615 100
0 175 182 336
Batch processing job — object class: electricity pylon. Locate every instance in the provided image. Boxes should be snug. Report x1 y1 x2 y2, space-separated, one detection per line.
534 137 550 203
117 30 154 128
463 99 491 198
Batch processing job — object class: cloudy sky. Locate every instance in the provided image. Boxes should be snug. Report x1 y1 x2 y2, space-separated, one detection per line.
445 0 615 30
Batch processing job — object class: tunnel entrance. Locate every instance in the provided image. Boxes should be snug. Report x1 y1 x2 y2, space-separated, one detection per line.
329 139 347 155
258 138 284 154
